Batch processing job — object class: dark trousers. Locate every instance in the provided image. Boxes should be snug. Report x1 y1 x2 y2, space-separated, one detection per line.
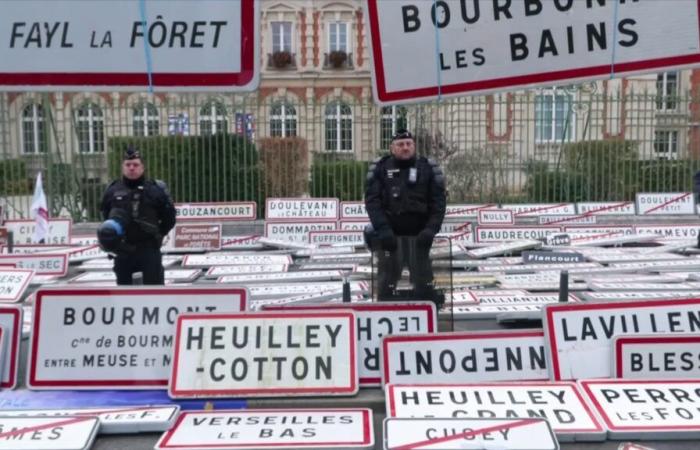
376 236 434 299
114 247 165 285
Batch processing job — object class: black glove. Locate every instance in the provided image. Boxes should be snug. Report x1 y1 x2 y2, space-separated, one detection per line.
379 229 397 251
416 229 435 248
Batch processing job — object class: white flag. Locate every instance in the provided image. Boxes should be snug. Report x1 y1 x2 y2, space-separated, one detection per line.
30 172 49 243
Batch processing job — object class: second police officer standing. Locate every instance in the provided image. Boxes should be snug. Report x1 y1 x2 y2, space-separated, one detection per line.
365 129 447 301
99 148 177 285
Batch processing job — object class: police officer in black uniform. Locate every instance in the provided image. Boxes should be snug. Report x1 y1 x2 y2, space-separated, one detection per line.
365 129 446 300
99 148 176 285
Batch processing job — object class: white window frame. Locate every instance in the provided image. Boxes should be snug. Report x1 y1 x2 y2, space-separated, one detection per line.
325 101 353 152
653 129 679 159
656 71 679 111
76 103 104 153
328 22 350 53
271 21 293 53
535 88 575 143
133 102 160 137
199 101 228 135
21 103 46 154
270 101 297 137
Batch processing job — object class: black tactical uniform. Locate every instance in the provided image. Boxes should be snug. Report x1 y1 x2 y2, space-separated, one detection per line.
365 153 446 299
100 176 176 285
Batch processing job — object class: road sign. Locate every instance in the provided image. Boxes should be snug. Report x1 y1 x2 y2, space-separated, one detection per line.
613 334 700 379
266 198 339 221
0 305 21 389
543 298 700 381
385 382 605 442
155 409 374 450
0 0 259 92
0 415 99 450
0 269 33 302
265 302 436 386
382 330 548 385
169 311 357 398
580 379 700 439
384 417 559 450
636 193 695 215
175 202 256 221
366 1 700 103
28 286 247 389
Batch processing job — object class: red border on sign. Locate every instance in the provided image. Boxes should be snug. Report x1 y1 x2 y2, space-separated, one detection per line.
580 379 700 432
385 382 604 434
264 303 437 385
169 311 357 397
339 201 368 220
0 253 68 276
0 268 33 302
28 287 247 388
265 198 340 222
183 253 291 267
614 334 700 378
0 305 21 389
308 229 364 245
157 408 373 449
477 209 514 226
366 0 700 103
382 330 546 386
3 218 73 243
175 202 257 222
637 192 693 215
0 1 256 89
475 225 562 243
544 298 700 381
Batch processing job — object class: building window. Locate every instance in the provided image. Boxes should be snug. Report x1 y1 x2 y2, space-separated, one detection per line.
270 102 297 137
656 71 679 111
271 21 292 53
199 101 228 135
535 89 574 142
328 22 349 52
654 130 679 159
133 103 160 137
22 103 47 154
325 101 352 152
380 106 409 150
76 103 104 153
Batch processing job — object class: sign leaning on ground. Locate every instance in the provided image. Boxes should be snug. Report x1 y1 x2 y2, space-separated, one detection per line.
0 415 99 450
169 311 357 398
264 302 436 386
175 202 256 221
385 382 606 442
1 405 180 434
28 287 247 390
3 219 72 244
0 254 68 276
636 192 695 215
365 1 700 103
543 298 700 381
613 334 700 379
381 330 548 386
384 418 559 450
154 409 374 450
0 305 21 389
173 224 221 250
0 268 33 302
0 0 259 92
265 198 339 221
580 380 700 440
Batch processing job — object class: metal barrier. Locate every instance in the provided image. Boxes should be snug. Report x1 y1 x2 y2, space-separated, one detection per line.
1 84 699 221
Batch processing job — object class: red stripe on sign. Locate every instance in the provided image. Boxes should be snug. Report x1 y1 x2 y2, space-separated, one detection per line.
389 419 539 450
513 203 569 217
642 193 691 214
0 417 94 439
